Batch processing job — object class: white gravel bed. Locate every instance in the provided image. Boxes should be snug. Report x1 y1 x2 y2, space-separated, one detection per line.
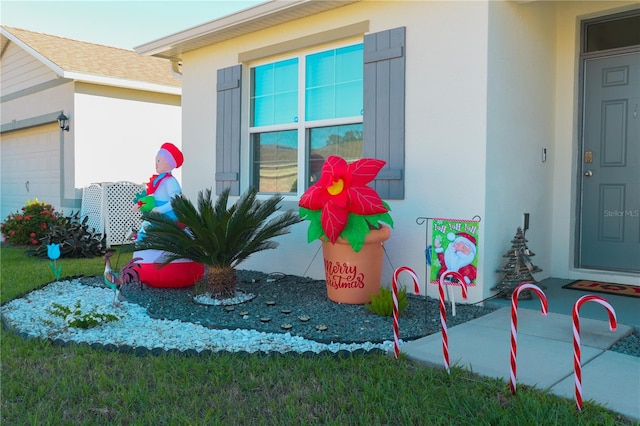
1 279 394 355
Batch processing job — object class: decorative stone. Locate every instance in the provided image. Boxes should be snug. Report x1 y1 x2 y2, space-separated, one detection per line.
281 323 292 330
193 291 255 306
316 325 328 331
260 317 271 322
280 309 291 314
298 315 311 322
266 301 276 306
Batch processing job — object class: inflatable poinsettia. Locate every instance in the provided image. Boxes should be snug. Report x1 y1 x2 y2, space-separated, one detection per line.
299 155 393 252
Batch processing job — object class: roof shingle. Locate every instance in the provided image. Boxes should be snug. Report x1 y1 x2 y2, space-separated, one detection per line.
2 26 180 88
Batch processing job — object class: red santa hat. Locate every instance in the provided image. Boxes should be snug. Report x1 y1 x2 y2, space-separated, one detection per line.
455 232 477 247
158 142 184 169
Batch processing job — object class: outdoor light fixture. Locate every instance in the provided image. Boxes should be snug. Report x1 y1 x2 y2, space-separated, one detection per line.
57 113 69 131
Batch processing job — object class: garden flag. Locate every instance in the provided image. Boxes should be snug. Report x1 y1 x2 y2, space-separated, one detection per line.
430 218 480 285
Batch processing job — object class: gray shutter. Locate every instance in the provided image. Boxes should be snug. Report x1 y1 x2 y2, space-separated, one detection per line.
216 65 242 196
363 27 405 199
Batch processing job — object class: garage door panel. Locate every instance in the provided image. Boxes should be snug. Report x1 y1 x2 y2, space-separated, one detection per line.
1 124 60 220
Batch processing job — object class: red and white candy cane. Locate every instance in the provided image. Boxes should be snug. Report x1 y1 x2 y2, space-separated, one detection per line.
392 266 421 359
573 295 617 412
510 283 548 395
439 270 468 373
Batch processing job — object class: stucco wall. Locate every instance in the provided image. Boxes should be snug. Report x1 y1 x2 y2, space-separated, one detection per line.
74 84 182 189
1 79 181 216
178 0 639 297
180 0 491 300
485 1 557 294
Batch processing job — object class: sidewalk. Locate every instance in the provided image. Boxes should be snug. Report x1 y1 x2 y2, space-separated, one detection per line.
400 307 639 421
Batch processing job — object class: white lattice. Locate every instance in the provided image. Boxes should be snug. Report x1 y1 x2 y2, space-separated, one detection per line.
80 182 143 247
80 184 104 235
104 182 143 247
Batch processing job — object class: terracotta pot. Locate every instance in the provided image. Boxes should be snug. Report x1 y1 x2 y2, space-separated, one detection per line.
321 224 391 304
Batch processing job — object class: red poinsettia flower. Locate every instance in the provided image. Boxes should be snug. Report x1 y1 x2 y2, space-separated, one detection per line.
299 156 392 248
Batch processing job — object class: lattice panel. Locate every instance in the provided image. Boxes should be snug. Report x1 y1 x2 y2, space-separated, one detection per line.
81 184 104 235
103 182 143 247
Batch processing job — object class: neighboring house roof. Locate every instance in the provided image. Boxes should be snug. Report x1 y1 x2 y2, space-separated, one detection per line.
135 0 359 60
1 26 180 94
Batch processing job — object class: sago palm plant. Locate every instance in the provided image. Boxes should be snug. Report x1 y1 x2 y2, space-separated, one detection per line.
131 187 301 299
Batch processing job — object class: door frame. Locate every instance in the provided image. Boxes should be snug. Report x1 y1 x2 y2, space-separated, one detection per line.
575 9 640 271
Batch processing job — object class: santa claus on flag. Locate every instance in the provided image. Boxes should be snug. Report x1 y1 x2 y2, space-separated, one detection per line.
434 232 477 285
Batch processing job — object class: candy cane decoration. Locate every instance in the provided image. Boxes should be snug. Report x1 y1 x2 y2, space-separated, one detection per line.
392 266 421 359
510 283 548 394
573 295 617 412
439 270 468 373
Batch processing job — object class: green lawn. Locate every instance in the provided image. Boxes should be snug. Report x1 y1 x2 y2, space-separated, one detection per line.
1 246 632 425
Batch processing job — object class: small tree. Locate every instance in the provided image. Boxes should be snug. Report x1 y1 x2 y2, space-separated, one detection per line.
131 187 302 299
492 227 543 299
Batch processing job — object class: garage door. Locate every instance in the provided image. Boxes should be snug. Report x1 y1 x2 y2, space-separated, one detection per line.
1 124 60 221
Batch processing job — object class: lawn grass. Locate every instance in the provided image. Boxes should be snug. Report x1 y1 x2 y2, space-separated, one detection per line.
1 245 633 425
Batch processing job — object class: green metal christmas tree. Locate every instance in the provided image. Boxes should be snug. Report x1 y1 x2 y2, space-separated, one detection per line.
492 227 543 299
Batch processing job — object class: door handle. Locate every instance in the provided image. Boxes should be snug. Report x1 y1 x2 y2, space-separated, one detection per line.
584 170 593 177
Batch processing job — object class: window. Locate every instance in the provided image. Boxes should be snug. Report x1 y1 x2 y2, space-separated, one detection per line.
216 27 406 200
582 10 640 53
250 44 364 194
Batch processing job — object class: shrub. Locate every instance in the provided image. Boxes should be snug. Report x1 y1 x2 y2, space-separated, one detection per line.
26 210 106 259
44 300 121 329
1 199 61 246
130 187 301 299
366 286 409 316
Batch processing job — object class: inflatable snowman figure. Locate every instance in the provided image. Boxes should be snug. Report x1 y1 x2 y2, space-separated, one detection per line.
133 142 204 288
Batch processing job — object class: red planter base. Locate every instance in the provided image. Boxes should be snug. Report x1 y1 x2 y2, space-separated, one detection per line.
134 250 204 288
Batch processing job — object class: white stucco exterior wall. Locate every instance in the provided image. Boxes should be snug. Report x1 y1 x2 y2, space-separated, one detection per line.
74 86 182 188
484 1 558 295
2 77 181 214
179 1 492 300
176 0 639 298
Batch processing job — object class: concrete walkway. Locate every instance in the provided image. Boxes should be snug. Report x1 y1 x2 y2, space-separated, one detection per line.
401 307 639 421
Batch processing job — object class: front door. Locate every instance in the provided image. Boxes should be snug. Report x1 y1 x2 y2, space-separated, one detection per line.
579 51 640 272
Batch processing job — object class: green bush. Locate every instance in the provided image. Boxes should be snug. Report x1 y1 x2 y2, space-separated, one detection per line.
366 286 409 316
45 300 120 329
1 199 61 246
26 211 106 259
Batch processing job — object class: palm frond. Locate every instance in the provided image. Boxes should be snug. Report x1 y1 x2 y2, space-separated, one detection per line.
131 187 302 269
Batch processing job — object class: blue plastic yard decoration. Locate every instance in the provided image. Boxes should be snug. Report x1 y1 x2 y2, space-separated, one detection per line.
47 243 62 280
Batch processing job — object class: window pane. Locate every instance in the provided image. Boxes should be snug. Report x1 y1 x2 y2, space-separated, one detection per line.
306 50 334 87
335 81 363 118
252 65 274 97
335 44 364 83
251 59 298 126
308 124 363 187
584 13 640 53
306 44 363 121
251 130 298 193
273 91 298 124
305 86 334 121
